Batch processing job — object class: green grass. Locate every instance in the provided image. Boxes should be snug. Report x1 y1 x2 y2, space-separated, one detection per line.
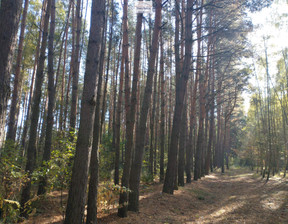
188 188 211 200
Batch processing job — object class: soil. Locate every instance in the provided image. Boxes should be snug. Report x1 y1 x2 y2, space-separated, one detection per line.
22 168 288 224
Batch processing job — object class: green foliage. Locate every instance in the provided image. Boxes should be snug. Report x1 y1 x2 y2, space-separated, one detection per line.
98 183 131 211
0 141 27 222
141 171 154 184
43 132 76 191
99 133 115 180
0 141 27 199
21 195 41 219
0 199 20 223
28 131 76 193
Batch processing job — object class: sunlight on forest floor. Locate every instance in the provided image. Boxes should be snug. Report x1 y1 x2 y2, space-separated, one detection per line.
22 168 288 224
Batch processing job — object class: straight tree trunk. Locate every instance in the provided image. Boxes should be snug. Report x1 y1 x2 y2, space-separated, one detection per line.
69 0 82 133
154 64 161 175
162 0 193 194
6 0 29 142
64 0 105 222
178 99 187 186
114 55 125 185
100 0 114 140
21 0 49 153
128 0 162 211
63 2 76 131
205 50 215 175
0 0 23 148
118 6 143 218
149 62 158 176
20 0 51 217
194 0 204 181
159 33 165 182
20 0 48 153
37 0 56 195
113 38 123 185
59 0 72 132
86 21 106 224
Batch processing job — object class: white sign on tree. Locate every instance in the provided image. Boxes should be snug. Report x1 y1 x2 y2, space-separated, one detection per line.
135 1 153 14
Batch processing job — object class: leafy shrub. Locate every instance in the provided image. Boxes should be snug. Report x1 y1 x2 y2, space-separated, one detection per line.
0 140 27 222
36 132 76 191
99 133 115 181
0 199 21 223
141 171 154 184
98 183 131 211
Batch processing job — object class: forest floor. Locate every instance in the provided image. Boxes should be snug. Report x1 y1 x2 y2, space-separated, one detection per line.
22 167 288 224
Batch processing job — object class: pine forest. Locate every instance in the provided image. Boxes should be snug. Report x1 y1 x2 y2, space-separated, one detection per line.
0 0 288 223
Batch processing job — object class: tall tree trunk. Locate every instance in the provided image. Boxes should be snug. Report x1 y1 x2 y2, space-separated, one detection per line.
113 37 123 185
20 0 47 152
149 60 158 176
0 0 23 148
6 0 29 142
114 54 124 185
69 0 82 133
205 48 215 175
20 0 51 217
59 0 72 132
64 0 105 222
63 2 75 131
37 0 56 195
159 33 165 182
118 6 143 218
128 0 162 211
186 68 196 183
38 93 48 153
154 62 161 176
100 0 114 141
178 100 187 186
162 0 193 194
264 39 272 181
194 0 204 181
86 20 106 223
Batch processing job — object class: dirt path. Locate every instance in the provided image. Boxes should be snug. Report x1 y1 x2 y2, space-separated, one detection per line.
24 168 288 223
99 168 288 224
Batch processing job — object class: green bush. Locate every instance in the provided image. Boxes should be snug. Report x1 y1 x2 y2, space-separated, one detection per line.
99 133 115 181
0 140 27 222
98 183 131 211
36 131 76 191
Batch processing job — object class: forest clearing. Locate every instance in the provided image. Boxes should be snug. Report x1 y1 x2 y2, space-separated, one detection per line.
22 168 288 223
1 0 288 223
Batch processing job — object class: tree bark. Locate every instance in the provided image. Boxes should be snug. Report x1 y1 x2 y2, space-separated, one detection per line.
163 0 193 194
128 0 162 211
20 0 47 152
6 0 29 142
100 0 114 140
37 0 56 195
64 0 105 222
118 6 143 217
178 99 187 186
69 0 82 133
0 0 23 148
86 18 106 223
159 33 165 182
194 0 204 181
59 0 72 132
20 0 51 217
114 55 124 185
